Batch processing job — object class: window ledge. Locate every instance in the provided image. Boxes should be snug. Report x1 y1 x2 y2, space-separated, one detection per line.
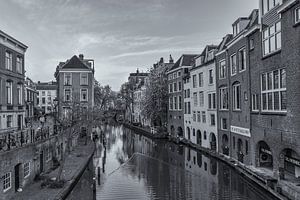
262 49 281 59
260 111 287 116
293 21 300 27
232 109 242 112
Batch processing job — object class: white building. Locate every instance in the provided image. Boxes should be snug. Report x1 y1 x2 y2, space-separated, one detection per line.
183 74 193 141
133 84 150 126
36 81 57 114
189 45 218 151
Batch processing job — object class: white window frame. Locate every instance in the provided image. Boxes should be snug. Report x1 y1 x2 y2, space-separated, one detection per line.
80 73 88 85
219 87 228 110
5 51 12 71
210 114 216 126
219 60 226 79
173 82 177 92
174 96 177 110
64 73 72 86
261 68 286 112
197 111 201 122
230 54 237 76
192 75 197 88
199 91 204 107
208 92 216 110
24 162 30 178
6 81 12 104
233 83 241 110
221 118 228 130
80 89 88 102
178 95 182 110
262 21 281 56
3 172 11 192
252 94 259 111
16 56 23 74
169 97 173 110
64 88 72 101
208 69 214 84
193 92 198 107
202 111 206 123
169 83 173 93
17 84 23 105
198 72 203 87
295 7 300 24
238 47 246 72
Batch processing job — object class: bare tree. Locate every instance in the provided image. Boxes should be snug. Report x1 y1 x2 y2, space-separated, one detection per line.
94 80 114 110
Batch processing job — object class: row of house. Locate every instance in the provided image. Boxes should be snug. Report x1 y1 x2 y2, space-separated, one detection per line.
167 0 300 184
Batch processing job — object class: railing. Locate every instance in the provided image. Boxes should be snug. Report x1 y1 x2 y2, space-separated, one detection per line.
0 125 54 153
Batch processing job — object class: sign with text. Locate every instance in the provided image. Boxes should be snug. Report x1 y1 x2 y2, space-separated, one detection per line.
285 156 300 167
230 126 251 137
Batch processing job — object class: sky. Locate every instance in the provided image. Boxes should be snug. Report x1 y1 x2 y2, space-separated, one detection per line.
0 0 258 91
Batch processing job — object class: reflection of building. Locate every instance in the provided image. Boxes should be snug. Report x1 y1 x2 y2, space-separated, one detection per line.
216 10 258 165
36 81 57 114
167 54 198 137
189 45 218 151
249 0 300 180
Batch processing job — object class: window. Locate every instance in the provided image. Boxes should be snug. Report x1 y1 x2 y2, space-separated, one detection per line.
210 114 216 126
184 102 187 114
239 48 246 71
202 111 206 123
173 72 177 79
261 69 286 111
197 111 201 122
7 115 12 128
230 54 237 75
178 71 181 77
5 51 12 71
64 73 72 85
80 73 88 85
6 81 12 104
178 82 182 91
233 83 241 110
178 96 182 110
16 56 23 73
169 97 173 110
209 69 214 84
199 92 204 107
193 92 198 106
46 148 51 161
296 7 300 23
252 94 259 111
174 96 178 110
168 74 172 80
3 172 11 191
64 89 71 101
42 91 46 96
250 39 254 50
245 140 249 155
17 84 23 105
192 75 197 88
219 60 226 79
41 97 46 104
208 93 216 109
187 89 190 98
219 87 228 110
263 21 281 55
221 118 227 130
81 89 88 101
187 102 191 114
169 84 173 93
173 82 177 92
24 162 30 178
262 0 281 15
204 131 207 140
198 73 203 87
193 111 196 122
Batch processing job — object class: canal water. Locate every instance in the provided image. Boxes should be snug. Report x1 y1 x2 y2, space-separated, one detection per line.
94 125 277 200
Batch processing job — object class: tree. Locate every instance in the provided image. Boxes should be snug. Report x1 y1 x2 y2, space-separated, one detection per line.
142 67 168 127
119 82 133 122
94 80 114 110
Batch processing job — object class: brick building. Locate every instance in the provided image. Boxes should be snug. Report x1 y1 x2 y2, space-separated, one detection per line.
248 0 300 180
189 45 218 151
36 81 57 114
167 54 198 137
216 10 259 165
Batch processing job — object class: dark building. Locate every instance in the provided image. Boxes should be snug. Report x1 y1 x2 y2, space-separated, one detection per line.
248 0 300 180
167 54 198 137
216 10 259 165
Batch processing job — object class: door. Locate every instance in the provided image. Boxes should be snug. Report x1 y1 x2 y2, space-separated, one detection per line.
40 151 44 173
14 164 21 191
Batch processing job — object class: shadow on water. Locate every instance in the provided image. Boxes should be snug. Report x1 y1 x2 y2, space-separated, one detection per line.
93 125 278 200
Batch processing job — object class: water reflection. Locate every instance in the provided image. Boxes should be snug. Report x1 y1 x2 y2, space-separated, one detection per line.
94 125 277 200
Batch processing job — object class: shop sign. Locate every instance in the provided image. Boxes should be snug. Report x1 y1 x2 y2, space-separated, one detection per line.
261 148 272 155
285 156 300 167
230 126 251 137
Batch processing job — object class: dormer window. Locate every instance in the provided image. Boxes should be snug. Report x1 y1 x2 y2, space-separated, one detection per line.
233 23 240 36
262 0 282 15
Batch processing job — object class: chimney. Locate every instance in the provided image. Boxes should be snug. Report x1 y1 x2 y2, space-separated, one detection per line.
159 57 164 64
169 55 174 63
79 54 84 60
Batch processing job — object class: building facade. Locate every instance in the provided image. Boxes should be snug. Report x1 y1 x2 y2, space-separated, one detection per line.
24 77 37 122
167 54 198 137
36 81 57 115
190 45 218 151
248 0 300 179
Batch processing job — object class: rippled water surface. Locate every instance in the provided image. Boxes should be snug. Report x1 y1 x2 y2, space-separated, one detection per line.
94 125 277 200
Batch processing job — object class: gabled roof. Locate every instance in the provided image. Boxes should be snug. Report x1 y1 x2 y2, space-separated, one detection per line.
61 55 91 70
217 34 233 52
169 54 199 71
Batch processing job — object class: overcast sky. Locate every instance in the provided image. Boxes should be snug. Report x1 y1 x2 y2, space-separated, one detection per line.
0 0 257 91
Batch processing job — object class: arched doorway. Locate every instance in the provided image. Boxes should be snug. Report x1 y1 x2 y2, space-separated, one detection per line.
237 139 244 163
186 127 191 140
170 126 175 136
257 141 273 169
177 127 183 137
197 130 202 146
210 132 217 151
279 148 300 178
222 134 229 156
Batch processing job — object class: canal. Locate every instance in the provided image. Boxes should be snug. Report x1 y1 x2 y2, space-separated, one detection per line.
93 125 277 200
